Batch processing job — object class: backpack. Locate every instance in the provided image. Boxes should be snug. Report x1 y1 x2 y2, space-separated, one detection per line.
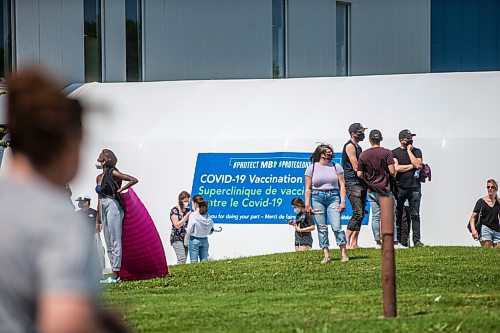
418 163 432 183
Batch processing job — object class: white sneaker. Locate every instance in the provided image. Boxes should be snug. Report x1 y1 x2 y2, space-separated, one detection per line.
394 243 409 250
375 244 382 249
100 276 121 284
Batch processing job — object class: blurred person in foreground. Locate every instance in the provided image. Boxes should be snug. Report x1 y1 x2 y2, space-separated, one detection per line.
0 67 115 332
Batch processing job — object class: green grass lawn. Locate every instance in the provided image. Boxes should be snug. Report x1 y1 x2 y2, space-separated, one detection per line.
104 247 499 333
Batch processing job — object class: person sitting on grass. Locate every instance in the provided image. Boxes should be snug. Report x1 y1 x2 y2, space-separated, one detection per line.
289 197 315 251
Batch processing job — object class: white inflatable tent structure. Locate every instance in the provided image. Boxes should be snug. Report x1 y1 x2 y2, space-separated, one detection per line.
1 72 499 265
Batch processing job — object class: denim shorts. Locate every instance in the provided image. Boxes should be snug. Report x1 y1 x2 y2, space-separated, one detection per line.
480 225 500 243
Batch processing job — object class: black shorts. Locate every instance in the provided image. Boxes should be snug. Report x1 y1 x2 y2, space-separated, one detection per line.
295 233 313 247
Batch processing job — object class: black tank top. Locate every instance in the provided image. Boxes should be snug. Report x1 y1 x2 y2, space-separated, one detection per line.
342 140 362 185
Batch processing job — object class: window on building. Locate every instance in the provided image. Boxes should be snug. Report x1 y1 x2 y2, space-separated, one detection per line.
84 0 102 82
272 0 286 79
0 0 12 80
126 0 142 82
336 2 350 76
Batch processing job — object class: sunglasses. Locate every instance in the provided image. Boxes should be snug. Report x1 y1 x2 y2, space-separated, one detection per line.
487 186 496 190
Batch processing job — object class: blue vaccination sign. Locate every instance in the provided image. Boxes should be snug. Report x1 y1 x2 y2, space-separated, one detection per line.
191 152 369 225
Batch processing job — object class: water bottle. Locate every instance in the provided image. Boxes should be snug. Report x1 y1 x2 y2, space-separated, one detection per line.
414 168 420 179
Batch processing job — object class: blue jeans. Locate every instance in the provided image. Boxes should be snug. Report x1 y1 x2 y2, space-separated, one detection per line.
368 192 397 242
480 225 500 243
311 189 346 248
395 187 422 244
189 236 209 262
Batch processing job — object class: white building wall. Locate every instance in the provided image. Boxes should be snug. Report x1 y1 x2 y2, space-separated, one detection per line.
36 72 496 265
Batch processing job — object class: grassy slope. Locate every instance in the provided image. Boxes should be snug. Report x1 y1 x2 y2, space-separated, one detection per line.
104 247 499 333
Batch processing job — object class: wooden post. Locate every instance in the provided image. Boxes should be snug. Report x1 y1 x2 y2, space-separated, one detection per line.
380 195 397 318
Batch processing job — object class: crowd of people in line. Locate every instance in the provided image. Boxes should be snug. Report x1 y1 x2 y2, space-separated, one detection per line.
77 125 500 269
0 68 499 332
287 125 428 264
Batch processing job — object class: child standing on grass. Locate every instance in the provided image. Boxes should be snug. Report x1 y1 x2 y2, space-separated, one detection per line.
290 197 315 251
186 195 214 262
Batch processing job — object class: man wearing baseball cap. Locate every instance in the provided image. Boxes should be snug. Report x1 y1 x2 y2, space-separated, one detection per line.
76 195 105 269
392 129 424 247
357 130 401 248
342 122 368 249
76 195 101 233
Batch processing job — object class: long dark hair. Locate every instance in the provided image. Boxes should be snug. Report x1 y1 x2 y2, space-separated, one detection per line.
193 195 208 215
310 143 334 163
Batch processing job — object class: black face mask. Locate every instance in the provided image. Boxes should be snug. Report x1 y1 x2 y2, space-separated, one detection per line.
406 139 413 145
356 133 365 141
323 154 333 161
77 202 83 209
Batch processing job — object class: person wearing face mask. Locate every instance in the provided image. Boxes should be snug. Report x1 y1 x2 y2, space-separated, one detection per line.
289 197 315 251
392 129 424 247
170 191 192 264
342 123 368 249
76 195 99 230
76 195 106 269
305 144 349 264
186 195 214 263
95 149 138 283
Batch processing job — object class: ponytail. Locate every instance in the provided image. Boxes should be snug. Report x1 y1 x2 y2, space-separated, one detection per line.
192 195 209 214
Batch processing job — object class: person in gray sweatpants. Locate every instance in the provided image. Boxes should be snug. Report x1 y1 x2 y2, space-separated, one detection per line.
96 149 138 283
100 197 124 271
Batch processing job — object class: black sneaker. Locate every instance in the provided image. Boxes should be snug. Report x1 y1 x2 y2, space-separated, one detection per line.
414 241 425 247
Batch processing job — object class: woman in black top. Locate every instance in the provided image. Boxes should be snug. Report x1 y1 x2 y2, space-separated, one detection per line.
95 149 138 283
470 179 500 247
290 198 315 251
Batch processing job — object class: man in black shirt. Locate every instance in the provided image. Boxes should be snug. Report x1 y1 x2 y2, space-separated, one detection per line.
392 129 424 247
76 195 101 232
342 122 368 249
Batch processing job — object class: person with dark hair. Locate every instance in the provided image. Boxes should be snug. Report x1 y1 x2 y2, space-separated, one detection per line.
289 197 315 251
0 68 101 332
305 144 349 264
342 123 368 249
392 129 424 247
186 195 214 262
96 149 138 283
170 191 192 264
357 130 402 248
76 195 106 269
470 179 500 247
